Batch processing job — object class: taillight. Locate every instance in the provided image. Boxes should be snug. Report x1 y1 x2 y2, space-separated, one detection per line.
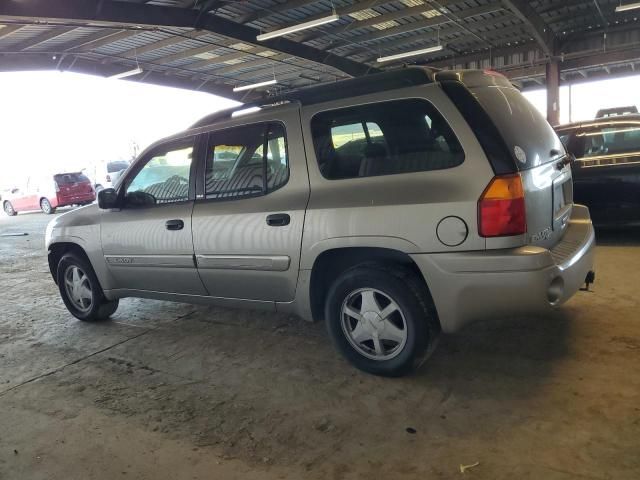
106 174 111 182
54 181 60 193
478 174 526 237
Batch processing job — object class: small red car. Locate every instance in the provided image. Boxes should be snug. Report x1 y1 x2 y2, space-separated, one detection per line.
3 172 95 216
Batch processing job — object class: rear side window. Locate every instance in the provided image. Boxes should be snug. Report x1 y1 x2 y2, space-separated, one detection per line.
311 99 464 180
204 122 288 200
54 173 90 185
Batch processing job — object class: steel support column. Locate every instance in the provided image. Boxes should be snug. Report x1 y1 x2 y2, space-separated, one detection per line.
546 59 560 126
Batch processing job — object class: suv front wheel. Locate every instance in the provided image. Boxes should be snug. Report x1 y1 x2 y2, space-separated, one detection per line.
325 264 439 377
56 253 119 321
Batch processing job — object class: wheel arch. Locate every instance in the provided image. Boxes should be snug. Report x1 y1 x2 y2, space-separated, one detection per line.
48 242 91 284
308 246 438 326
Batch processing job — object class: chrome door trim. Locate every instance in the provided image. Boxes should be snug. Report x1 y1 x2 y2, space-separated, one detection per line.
195 254 290 271
105 255 194 268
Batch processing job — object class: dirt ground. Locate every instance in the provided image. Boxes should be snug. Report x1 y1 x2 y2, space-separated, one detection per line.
0 209 638 480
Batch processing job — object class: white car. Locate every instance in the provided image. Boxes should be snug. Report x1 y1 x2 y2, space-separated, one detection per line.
88 160 130 192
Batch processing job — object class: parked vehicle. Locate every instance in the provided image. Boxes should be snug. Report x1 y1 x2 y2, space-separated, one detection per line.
3 172 95 216
88 160 130 192
595 105 638 118
46 68 596 376
555 115 640 226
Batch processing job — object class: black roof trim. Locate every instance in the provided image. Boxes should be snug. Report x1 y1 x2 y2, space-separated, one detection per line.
191 67 437 129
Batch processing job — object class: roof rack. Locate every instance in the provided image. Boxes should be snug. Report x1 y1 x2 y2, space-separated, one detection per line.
190 67 438 129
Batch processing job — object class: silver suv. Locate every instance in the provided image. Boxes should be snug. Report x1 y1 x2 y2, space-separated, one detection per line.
46 68 596 376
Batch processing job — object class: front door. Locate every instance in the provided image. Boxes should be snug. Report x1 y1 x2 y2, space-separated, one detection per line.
191 114 309 303
101 136 207 295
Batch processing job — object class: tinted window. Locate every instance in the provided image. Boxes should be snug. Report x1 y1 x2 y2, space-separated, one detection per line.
126 140 193 206
107 161 129 173
54 173 90 185
205 123 288 199
575 124 640 160
472 86 565 170
311 99 464 180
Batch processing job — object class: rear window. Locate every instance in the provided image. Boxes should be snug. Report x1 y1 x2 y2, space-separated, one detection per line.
472 86 565 170
107 161 129 173
54 173 90 185
311 99 464 180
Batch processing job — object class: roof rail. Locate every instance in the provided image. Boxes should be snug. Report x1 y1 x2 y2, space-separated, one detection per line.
190 67 437 129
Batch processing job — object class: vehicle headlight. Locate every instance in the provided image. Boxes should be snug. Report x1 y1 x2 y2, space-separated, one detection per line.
44 219 55 247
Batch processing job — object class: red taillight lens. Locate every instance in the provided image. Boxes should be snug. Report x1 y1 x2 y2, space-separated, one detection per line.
478 174 526 237
54 181 60 193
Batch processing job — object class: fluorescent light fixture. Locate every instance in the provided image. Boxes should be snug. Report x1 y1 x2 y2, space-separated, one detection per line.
232 78 277 92
231 106 262 118
257 13 340 41
615 1 640 11
376 44 443 63
109 66 143 79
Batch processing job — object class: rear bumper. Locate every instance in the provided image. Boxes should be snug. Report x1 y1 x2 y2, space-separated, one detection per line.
411 205 596 333
55 192 96 207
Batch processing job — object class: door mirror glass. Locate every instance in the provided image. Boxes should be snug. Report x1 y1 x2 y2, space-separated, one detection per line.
124 190 157 208
97 188 119 209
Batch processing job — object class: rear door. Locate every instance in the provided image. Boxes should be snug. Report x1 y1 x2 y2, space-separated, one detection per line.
191 111 308 303
462 75 571 249
567 120 640 225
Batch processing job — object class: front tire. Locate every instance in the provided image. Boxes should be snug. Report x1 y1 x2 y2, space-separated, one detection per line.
3 201 17 216
325 264 439 377
56 253 119 321
40 198 56 214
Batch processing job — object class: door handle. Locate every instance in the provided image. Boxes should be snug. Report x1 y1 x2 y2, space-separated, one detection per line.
266 213 290 227
165 219 184 231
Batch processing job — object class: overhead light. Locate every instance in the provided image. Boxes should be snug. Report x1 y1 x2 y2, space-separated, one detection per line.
109 66 143 79
231 106 262 118
615 1 640 11
232 78 277 92
257 13 340 41
376 44 443 63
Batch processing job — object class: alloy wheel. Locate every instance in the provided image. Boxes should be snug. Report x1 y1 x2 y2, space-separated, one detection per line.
64 265 93 313
340 288 408 361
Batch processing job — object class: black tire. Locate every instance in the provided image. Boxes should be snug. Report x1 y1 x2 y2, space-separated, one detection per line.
325 263 439 377
40 198 56 214
3 201 17 216
56 252 119 321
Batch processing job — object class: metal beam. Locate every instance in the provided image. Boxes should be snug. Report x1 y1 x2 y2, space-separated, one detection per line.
0 24 23 39
0 53 239 98
290 0 460 43
65 29 141 53
119 30 208 58
0 0 374 77
501 0 555 56
11 26 76 51
325 4 504 52
238 0 320 24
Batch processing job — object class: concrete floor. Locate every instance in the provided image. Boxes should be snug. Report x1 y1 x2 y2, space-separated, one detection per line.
0 209 639 480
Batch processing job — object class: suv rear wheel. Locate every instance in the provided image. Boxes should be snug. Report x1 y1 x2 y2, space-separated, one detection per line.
325 264 439 377
40 198 56 214
56 253 119 321
3 201 17 216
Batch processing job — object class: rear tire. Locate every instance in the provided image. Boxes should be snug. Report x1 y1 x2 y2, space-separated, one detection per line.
3 201 17 216
40 198 56 214
56 252 118 321
325 263 439 377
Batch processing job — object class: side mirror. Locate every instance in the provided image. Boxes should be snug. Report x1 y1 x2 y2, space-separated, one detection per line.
98 188 119 209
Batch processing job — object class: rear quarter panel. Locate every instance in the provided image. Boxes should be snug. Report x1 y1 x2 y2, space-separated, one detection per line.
298 83 495 268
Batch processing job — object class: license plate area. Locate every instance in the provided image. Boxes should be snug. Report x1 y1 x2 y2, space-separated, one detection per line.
553 172 572 230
